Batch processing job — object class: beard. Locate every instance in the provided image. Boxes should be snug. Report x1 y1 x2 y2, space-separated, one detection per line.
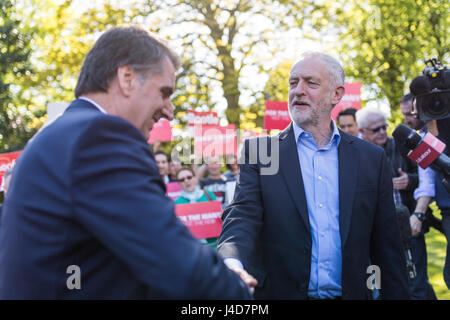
288 95 333 130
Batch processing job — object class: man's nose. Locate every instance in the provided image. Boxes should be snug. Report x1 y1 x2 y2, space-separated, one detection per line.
161 100 174 121
292 81 306 96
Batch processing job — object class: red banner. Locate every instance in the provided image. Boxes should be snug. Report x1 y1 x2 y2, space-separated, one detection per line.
175 201 223 239
166 182 182 201
0 151 21 182
185 110 219 127
331 83 362 121
148 119 173 144
264 100 291 130
194 124 237 157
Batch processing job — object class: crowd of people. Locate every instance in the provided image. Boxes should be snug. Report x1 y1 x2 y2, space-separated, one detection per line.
0 24 448 300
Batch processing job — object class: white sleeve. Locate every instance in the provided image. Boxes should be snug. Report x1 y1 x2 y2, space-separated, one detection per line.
414 166 436 200
224 258 244 270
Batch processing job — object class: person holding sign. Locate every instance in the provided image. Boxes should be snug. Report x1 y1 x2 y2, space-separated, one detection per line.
175 167 219 249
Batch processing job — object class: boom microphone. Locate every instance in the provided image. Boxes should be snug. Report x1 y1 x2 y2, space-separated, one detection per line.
393 124 450 193
410 75 431 96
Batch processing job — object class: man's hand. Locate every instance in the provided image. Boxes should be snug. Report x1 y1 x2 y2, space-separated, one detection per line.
227 267 258 294
410 214 422 237
393 168 409 190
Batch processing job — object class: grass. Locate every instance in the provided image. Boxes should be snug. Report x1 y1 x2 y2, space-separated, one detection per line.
425 227 450 299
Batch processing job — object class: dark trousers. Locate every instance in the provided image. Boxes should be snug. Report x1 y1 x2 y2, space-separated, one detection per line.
442 212 450 290
407 232 437 300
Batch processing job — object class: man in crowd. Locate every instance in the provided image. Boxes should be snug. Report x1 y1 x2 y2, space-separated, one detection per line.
169 156 182 182
357 105 436 299
218 52 409 299
200 155 229 208
154 150 172 184
0 25 255 299
337 108 360 137
405 91 450 290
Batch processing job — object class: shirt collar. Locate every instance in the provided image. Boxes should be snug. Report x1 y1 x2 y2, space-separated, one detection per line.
78 97 108 114
292 120 341 147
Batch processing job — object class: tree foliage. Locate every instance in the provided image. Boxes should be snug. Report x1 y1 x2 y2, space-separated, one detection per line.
144 0 320 126
323 0 449 110
0 0 36 152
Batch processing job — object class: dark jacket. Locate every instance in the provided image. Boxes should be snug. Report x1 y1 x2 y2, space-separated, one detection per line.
218 124 410 300
0 99 252 299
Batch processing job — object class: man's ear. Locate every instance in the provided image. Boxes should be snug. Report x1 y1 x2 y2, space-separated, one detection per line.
331 85 345 105
359 128 365 138
116 65 137 97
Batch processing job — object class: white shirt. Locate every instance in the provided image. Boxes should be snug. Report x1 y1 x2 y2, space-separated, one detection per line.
79 97 108 114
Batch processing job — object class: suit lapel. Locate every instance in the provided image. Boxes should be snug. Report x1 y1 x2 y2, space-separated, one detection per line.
338 132 359 248
279 124 310 231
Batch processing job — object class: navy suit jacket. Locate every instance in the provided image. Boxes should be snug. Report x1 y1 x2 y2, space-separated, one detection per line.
0 99 252 299
217 123 410 299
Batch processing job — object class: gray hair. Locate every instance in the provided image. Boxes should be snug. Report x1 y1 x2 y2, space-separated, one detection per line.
300 52 345 88
355 106 386 129
75 25 181 98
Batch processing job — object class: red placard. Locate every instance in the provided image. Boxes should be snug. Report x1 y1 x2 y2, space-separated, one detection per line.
0 151 21 182
331 83 362 121
194 124 237 157
264 100 291 130
166 182 182 201
148 119 173 144
185 110 219 127
175 201 223 239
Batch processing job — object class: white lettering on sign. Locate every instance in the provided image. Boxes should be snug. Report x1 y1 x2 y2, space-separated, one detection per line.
185 112 219 125
416 149 431 164
0 159 16 172
341 94 360 102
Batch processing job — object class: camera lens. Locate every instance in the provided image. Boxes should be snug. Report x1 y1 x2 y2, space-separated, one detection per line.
417 91 450 120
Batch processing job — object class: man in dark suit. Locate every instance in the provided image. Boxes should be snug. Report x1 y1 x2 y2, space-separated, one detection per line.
217 52 410 300
0 26 254 299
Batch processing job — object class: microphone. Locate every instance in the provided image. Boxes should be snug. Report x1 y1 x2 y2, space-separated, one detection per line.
410 75 431 95
393 124 450 193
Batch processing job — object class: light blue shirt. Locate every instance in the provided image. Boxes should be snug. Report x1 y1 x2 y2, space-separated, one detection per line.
293 121 342 299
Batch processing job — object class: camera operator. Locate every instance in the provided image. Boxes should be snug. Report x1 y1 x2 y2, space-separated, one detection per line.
407 58 450 290
412 118 450 290
399 94 440 299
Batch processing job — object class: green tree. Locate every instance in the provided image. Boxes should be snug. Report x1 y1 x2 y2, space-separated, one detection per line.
320 0 449 110
241 59 293 130
144 0 321 126
0 0 36 152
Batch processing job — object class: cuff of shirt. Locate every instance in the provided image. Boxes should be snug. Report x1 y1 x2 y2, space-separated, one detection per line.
224 258 244 270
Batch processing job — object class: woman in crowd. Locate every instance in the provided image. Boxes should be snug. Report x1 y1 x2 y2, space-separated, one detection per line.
174 166 218 249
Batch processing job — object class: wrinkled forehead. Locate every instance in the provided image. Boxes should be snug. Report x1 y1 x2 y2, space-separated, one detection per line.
339 114 357 124
290 57 329 80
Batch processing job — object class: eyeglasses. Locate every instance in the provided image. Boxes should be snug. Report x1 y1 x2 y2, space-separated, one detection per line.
366 124 387 133
178 175 193 183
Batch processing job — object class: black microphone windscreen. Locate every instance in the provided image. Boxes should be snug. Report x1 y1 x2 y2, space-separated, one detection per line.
410 75 431 95
393 124 422 150
444 69 450 89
